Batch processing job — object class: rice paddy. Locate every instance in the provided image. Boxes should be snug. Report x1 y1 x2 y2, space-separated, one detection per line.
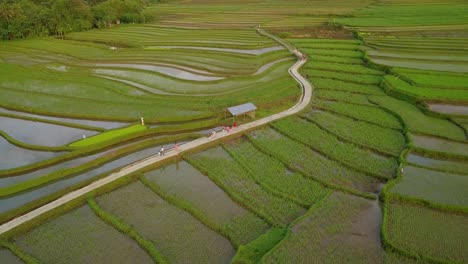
1 0 467 263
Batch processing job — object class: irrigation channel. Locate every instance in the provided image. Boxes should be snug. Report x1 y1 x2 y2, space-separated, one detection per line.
0 27 313 235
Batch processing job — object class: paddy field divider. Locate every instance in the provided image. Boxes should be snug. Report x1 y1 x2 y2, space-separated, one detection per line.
0 27 313 237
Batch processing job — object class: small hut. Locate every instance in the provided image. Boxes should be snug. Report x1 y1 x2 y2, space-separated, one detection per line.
225 103 257 120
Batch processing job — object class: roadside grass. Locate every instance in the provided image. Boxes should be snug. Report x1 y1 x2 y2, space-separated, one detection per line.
303 110 406 157
69 124 147 148
224 139 331 207
248 128 379 198
186 146 305 226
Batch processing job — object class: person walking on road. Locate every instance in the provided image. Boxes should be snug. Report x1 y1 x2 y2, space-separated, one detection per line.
160 146 165 156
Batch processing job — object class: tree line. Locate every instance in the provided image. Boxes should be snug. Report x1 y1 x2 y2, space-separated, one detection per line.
0 0 159 40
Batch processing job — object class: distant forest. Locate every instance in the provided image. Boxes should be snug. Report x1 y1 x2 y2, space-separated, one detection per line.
0 0 160 40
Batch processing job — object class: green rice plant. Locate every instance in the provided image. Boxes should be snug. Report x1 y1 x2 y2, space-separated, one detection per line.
298 48 363 58
69 124 148 148
262 192 384 263
224 139 331 207
382 75 468 101
141 163 270 247
384 251 424 264
292 43 360 51
96 181 235 264
302 69 383 85
307 55 363 65
383 201 468 263
388 165 468 211
248 128 378 198
369 96 466 140
305 61 384 75
231 228 287 264
13 205 155 264
272 117 397 179
186 146 305 226
311 100 403 130
392 68 468 89
0 240 40 264
88 198 168 264
288 39 361 45
310 78 385 95
303 111 406 157
315 90 374 106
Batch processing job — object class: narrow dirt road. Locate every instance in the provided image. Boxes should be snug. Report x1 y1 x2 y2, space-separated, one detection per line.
0 28 313 235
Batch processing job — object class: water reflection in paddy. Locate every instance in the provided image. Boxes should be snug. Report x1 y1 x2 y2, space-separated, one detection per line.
0 108 130 130
0 137 64 170
0 142 180 214
0 116 98 146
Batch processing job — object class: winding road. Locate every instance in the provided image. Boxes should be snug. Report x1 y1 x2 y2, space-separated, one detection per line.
0 27 313 235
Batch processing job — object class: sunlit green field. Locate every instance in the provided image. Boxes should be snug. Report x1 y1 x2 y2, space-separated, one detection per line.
1 0 467 263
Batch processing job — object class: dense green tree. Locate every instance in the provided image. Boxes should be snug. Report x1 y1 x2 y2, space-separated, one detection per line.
0 0 155 40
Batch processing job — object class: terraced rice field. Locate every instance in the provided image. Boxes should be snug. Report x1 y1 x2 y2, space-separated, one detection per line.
1 0 467 263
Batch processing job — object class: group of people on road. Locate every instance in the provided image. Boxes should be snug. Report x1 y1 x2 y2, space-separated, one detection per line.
208 122 236 140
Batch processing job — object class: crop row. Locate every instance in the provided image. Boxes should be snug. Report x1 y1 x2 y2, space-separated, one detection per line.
95 181 236 263
262 192 383 263
88 198 168 264
382 75 468 101
391 68 468 89
186 146 305 226
303 110 406 157
247 128 378 198
315 90 375 106
140 162 270 246
310 78 385 95
311 100 403 130
272 117 397 179
382 201 468 263
302 69 383 85
304 61 384 75
224 139 331 207
369 96 466 140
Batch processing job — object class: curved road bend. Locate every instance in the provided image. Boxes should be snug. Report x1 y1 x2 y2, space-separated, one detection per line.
0 28 313 235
